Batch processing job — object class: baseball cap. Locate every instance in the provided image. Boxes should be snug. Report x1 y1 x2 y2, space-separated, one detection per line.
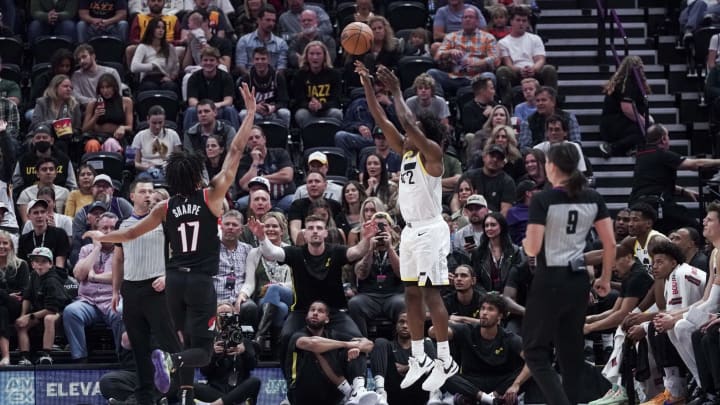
465 194 487 208
87 201 109 213
372 127 385 138
28 247 53 262
515 179 538 203
93 174 113 186
32 125 53 136
248 176 270 192
27 199 49 214
308 151 328 165
486 144 506 157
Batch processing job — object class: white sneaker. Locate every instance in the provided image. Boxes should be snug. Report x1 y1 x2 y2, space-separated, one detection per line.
279 398 290 405
346 386 379 405
427 389 444 405
421 359 459 392
400 355 434 389
376 388 388 405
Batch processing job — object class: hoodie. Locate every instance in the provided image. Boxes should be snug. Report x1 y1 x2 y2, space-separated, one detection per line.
23 268 70 313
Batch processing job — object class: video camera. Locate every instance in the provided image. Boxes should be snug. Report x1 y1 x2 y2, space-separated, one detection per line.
217 313 255 348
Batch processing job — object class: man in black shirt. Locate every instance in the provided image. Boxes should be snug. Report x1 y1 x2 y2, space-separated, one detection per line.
670 227 709 273
183 46 239 131
466 145 516 216
286 171 342 244
12 125 76 196
430 293 531 404
443 265 484 325
19 199 71 274
238 47 290 128
502 264 533 334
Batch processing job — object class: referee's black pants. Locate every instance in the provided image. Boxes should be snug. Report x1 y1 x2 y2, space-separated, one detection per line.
122 278 183 405
522 266 589 405
692 323 720 393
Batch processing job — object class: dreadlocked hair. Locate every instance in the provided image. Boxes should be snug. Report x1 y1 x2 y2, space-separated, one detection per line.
165 150 205 197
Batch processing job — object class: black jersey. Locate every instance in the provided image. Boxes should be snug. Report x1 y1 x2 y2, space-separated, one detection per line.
165 189 220 273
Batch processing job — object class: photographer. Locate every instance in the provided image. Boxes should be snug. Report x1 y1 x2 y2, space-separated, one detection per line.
347 212 404 337
194 303 261 405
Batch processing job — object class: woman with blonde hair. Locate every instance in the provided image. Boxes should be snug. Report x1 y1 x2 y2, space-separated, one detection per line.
487 124 525 180
294 41 343 127
467 105 512 169
344 16 401 88
599 55 650 158
0 230 29 365
31 74 83 148
347 197 386 247
235 0 267 35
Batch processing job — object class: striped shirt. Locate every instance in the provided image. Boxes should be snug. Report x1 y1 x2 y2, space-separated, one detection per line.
437 29 499 78
214 241 253 303
119 214 166 281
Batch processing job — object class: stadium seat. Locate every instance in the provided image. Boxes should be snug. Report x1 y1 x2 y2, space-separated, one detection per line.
81 152 125 186
33 36 74 64
303 147 347 177
299 118 341 150
336 2 357 31
387 2 428 32
98 61 126 81
0 64 21 84
257 120 289 149
31 63 52 85
0 36 23 66
88 36 125 65
327 175 349 187
397 56 436 90
136 90 180 124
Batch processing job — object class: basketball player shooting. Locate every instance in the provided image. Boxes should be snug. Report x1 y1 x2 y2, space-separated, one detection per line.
356 61 458 391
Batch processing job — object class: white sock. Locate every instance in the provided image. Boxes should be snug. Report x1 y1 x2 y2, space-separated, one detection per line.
663 367 685 398
479 392 494 404
584 339 594 350
601 334 614 350
352 377 365 391
698 284 720 313
437 340 451 364
411 339 426 360
338 380 352 396
374 375 385 390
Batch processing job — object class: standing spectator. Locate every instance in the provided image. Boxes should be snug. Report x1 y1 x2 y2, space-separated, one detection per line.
12 125 77 196
31 75 83 147
17 158 71 224
288 9 336 69
496 6 557 106
28 0 78 43
0 232 29 366
71 44 124 106
429 7 498 96
278 0 332 38
518 86 581 151
132 105 183 181
183 99 236 154
77 0 129 43
234 5 288 78
185 46 239 131
432 0 487 47
293 41 343 127
467 145 516 216
126 0 182 64
65 164 95 217
130 17 180 94
238 47 291 128
471 212 526 293
406 74 451 126
81 74 134 154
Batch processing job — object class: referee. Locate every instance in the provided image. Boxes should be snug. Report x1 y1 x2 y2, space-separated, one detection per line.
522 143 615 405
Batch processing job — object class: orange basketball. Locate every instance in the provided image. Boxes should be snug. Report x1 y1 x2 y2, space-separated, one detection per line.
341 22 373 55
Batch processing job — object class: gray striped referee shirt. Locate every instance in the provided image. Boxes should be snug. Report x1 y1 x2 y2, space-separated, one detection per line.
119 214 166 281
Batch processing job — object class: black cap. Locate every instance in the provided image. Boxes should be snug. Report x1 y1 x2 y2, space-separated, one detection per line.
33 125 53 136
515 179 538 202
486 144 506 157
87 201 109 213
372 127 384 138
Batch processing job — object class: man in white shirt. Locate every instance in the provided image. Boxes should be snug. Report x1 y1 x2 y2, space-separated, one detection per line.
532 115 587 174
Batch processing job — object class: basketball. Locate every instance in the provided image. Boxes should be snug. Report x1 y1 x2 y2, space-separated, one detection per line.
341 22 373 55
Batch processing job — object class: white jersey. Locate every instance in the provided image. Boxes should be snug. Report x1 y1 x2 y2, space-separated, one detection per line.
397 151 443 223
633 230 665 273
665 263 706 311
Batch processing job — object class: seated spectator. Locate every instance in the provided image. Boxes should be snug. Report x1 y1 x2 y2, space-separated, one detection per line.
0 119 18 177
343 16 401 90
496 6 557 106
359 128 402 182
599 55 650 158
467 145 516 216
347 197 385 247
432 0 487 53
288 9 336 69
234 5 287 78
353 0 374 23
64 212 124 363
241 212 292 349
239 188 274 246
406 74 451 126
403 27 431 57
238 47 291 128
513 77 539 124
19 200 71 271
471 212 525 293
466 105 513 170
486 124 525 180
487 4 511 40
65 163 95 217
669 227 708 272
360 152 398 216
293 151 343 202
183 99 236 154
0 231 29 365
235 126 295 212
452 194 488 254
0 186 18 240
444 264 484 324
442 144 463 204
233 0 265 35
28 0 78 43
126 0 182 65
21 186 73 240
17 159 71 223
278 0 332 38
202 134 225 182
506 179 539 245
679 0 720 40
77 0 129 43
12 125 77 196
181 0 233 40
31 75 83 147
15 247 70 365
0 57 20 106
184 46 239 131
449 173 475 230
518 86 581 151
534 115 587 173
132 105 182 182
130 17 180 95
287 172 342 244
428 7 498 96
81 73 134 154
709 54 720 133
709 32 720 69
293 41 343 127
180 9 233 95
71 44 124 106
461 76 497 135
518 148 547 189
295 198 346 245
336 180 367 237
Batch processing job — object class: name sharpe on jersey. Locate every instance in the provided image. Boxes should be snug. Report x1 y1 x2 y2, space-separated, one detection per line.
171 203 201 218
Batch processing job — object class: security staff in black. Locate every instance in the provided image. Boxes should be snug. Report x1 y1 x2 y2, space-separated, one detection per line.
84 83 259 405
522 143 616 405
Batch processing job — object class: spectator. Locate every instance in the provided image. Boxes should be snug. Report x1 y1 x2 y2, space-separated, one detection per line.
486 124 524 180
31 75 83 146
19 199 72 271
235 126 295 211
29 50 75 118
28 0 78 43
17 158 71 223
71 44 123 106
360 152 398 216
471 212 525 293
15 247 70 365
77 0 129 43
278 0 332 38
679 0 720 39
348 211 404 337
599 55 650 158
12 125 77 195
406 74 451 126
708 32 720 69
467 103 513 170
0 231 29 366
506 179 539 245
429 7 498 96
240 189 273 245
496 5 557 106
235 5 288 78
293 41 343 127
533 115 587 173
287 172 343 243
452 194 489 254
669 227 709 272
238 47 291 128
336 180 367 237
432 0 487 48
517 149 547 189
0 57 20 106
444 264 484 324
343 16 401 90
449 174 475 230
403 27 431 57
518 86 581 151
293 151 343 202
132 105 183 182
467 145 516 216
233 0 265 35
347 197 385 247
360 128 402 182
21 186 73 240
612 208 631 243
183 99 236 154
65 163 95 217
130 17 180 94
295 198 346 245
181 0 232 40
185 46 239 131
126 0 182 64
241 212 292 349
487 4 511 40
180 9 233 80
81 73 134 154
513 77 539 124
461 75 497 135
353 0 374 23
64 212 124 363
708 52 720 134
0 101 18 154
288 9 336 69
202 134 226 182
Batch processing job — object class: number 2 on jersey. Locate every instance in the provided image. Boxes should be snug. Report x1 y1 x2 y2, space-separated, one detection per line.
400 170 415 184
177 221 199 253
566 210 578 234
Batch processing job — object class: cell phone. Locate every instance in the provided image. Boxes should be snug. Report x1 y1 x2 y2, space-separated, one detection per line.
464 235 474 245
377 222 386 232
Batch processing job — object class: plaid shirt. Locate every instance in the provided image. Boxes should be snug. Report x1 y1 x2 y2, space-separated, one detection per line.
438 29 499 78
0 98 19 139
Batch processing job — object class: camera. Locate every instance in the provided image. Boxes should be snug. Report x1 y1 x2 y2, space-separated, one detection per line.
377 222 386 232
217 313 255 347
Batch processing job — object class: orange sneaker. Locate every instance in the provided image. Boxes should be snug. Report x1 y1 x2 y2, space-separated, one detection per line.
640 390 685 405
